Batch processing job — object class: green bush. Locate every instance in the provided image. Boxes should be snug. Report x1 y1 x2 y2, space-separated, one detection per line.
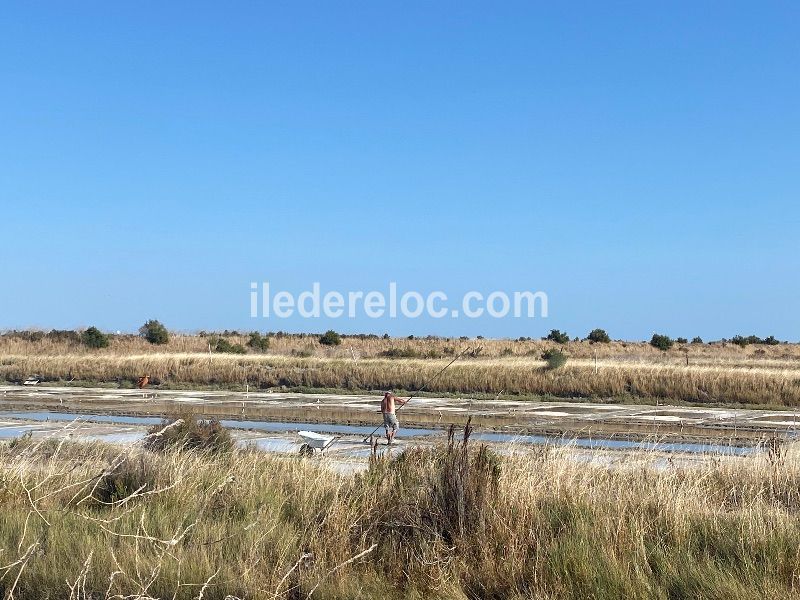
1 329 82 344
247 332 270 352
586 329 610 343
319 330 342 346
93 455 157 505
214 338 247 354
139 319 169 345
650 334 674 351
81 326 109 349
541 349 568 369
544 329 570 344
380 347 421 359
732 335 760 347
691 336 703 344
46 329 81 344
731 334 781 347
4 330 44 342
144 415 233 454
675 337 688 344
7 430 33 450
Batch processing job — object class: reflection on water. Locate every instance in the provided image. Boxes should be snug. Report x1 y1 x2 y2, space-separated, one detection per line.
0 425 39 439
88 432 146 444
0 411 440 437
0 412 164 426
473 432 756 456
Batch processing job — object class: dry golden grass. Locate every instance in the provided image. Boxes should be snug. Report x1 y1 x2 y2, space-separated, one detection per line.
3 334 800 406
1 429 800 598
3 332 800 361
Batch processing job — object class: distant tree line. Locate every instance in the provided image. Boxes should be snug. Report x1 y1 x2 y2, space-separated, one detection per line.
727 334 782 347
0 325 790 352
537 328 787 351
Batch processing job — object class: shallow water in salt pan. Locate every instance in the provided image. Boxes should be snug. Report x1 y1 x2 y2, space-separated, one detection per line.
0 410 762 456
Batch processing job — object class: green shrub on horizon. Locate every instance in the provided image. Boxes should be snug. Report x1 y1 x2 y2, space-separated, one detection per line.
650 333 674 351
319 330 342 346
247 331 270 352
81 326 109 349
544 329 570 344
731 334 782 347
213 338 247 354
380 347 421 359
587 328 611 343
139 319 169 345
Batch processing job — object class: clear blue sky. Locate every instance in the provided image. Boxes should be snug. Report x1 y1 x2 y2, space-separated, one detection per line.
1 2 798 340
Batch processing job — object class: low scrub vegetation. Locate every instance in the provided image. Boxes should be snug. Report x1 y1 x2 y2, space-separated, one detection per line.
586 328 610 343
650 333 674 351
143 414 233 454
730 334 782 347
1 329 795 360
93 454 158 505
1 431 800 598
379 346 422 358
2 331 800 406
247 331 270 352
542 348 568 369
379 346 455 359
291 347 314 358
213 337 247 354
81 326 109 349
319 330 342 346
544 329 570 344
2 329 82 344
2 351 800 406
139 319 169 345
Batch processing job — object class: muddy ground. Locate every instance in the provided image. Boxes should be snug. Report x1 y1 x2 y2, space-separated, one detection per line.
0 385 796 461
1 384 796 441
3 383 798 472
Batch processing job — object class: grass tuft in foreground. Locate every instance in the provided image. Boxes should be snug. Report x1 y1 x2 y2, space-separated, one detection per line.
143 413 234 454
1 429 800 598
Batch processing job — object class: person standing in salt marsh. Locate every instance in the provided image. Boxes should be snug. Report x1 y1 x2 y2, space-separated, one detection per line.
381 391 407 445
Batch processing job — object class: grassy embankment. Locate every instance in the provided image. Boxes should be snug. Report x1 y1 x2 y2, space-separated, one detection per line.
2 334 800 406
1 427 800 599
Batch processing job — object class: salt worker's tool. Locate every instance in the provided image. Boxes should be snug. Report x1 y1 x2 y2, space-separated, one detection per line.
298 431 338 456
362 346 474 443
